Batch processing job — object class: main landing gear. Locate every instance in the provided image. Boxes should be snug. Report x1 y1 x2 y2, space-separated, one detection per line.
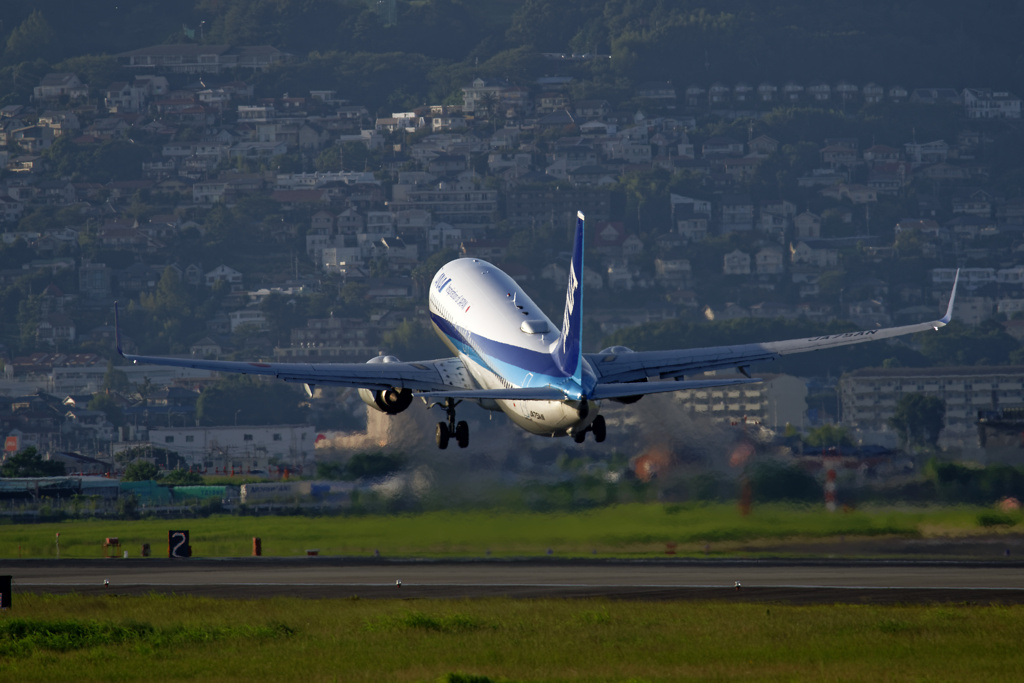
572 414 607 444
433 397 468 449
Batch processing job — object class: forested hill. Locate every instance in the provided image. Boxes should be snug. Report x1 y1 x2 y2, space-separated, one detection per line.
2 1 1023 109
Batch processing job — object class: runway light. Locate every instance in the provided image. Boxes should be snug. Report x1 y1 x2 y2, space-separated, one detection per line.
395 579 402 588
104 579 109 587
734 581 741 591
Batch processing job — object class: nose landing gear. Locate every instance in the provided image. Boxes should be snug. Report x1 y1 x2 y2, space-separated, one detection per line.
432 398 468 449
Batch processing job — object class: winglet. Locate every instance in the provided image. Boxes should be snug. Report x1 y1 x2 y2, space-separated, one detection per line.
553 211 585 387
114 301 126 358
939 268 959 326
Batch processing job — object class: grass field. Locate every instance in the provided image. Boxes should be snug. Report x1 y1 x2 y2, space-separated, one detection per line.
2 593 1024 681
0 503 1017 559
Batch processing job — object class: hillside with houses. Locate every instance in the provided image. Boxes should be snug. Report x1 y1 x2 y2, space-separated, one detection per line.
0 1 1024 476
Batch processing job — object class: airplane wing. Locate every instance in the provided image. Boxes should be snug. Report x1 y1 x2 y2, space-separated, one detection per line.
588 271 959 387
115 305 474 393
117 349 471 393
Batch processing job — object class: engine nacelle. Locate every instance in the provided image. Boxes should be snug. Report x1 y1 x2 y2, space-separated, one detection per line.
358 355 414 414
597 346 647 404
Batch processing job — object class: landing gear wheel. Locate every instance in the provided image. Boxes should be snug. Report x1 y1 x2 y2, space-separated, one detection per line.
573 431 587 444
435 422 450 449
455 420 469 448
592 415 606 443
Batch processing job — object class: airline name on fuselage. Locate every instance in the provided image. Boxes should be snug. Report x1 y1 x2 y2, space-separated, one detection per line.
432 271 470 312
806 329 878 341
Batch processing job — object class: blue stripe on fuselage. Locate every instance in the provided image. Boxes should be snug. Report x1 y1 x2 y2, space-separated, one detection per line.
431 312 567 385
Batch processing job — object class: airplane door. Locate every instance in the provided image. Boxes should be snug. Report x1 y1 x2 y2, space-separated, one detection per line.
519 374 534 417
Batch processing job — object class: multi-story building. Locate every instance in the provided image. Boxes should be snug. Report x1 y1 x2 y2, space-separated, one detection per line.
505 186 612 226
674 373 808 429
388 180 497 228
839 366 1024 445
963 88 1022 119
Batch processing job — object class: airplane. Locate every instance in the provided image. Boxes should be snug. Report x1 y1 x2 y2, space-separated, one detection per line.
115 211 959 450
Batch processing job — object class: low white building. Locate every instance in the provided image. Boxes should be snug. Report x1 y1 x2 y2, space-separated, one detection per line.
145 424 316 471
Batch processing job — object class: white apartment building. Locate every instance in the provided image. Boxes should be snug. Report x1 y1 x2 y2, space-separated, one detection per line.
674 373 808 429
840 366 1024 445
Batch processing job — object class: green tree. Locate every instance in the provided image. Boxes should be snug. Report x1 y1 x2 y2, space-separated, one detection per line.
141 267 189 318
162 469 203 485
122 460 159 481
314 145 342 172
3 11 56 65
889 393 946 448
87 392 126 428
101 361 130 393
340 142 369 172
195 375 306 426
804 424 854 449
748 460 819 504
0 447 65 477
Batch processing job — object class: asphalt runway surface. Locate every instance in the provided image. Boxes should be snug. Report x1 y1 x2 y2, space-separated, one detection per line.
6 557 1024 604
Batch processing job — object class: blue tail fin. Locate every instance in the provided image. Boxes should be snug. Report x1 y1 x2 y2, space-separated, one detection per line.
554 211 584 385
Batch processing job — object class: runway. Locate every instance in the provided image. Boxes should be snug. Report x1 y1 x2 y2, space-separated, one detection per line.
6 557 1024 604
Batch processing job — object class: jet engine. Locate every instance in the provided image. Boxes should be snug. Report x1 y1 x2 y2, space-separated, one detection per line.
358 356 414 414
597 346 647 404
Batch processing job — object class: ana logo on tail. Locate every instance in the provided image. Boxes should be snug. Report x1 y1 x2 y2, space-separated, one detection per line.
562 262 578 354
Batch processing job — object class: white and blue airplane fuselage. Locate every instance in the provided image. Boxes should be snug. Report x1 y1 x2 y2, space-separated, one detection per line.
428 257 599 437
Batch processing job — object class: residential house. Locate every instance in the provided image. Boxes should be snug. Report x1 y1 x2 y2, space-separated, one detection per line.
820 143 859 169
952 189 994 217
904 140 949 165
702 136 744 158
719 195 754 233
822 183 878 204
888 85 909 101
755 246 785 275
722 157 760 182
807 82 831 102
229 308 269 333
675 208 709 242
574 100 611 120
684 85 707 107
910 88 961 105
863 144 902 163
33 73 88 101
747 135 779 157
863 83 885 103
33 313 75 350
636 81 676 103
654 257 692 288
782 82 804 102
461 78 513 114
732 83 754 105
708 83 730 105
963 88 1022 119
205 265 243 291
790 240 839 268
723 250 751 275
190 337 222 358
847 299 891 327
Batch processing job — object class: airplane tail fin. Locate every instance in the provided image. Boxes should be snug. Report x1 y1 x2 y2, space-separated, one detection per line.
553 211 585 385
